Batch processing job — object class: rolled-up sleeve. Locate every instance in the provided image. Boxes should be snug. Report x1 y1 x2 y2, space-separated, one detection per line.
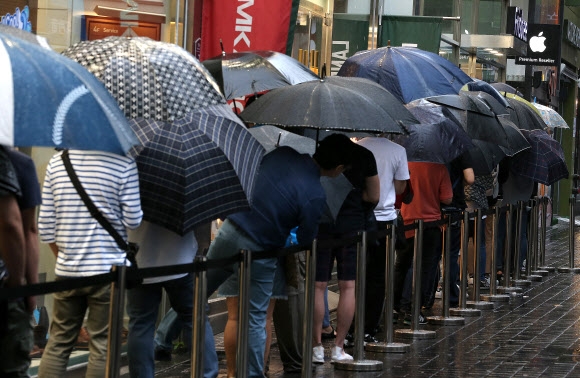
38 167 56 243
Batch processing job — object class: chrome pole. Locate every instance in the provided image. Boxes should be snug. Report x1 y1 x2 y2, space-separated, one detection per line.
301 240 316 378
105 264 126 378
466 209 493 310
191 256 207 378
236 250 251 378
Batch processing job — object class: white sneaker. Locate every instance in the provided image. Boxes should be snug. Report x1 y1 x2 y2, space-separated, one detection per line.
330 345 353 363
312 345 324 364
434 286 442 299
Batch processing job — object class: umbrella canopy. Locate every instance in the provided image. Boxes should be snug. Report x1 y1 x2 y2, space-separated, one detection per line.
202 52 294 100
337 46 473 104
247 125 315 155
64 37 265 234
503 95 547 131
320 174 353 222
393 120 474 164
240 76 416 134
490 82 523 97
253 50 319 85
532 103 569 129
62 36 225 122
0 33 139 155
462 79 511 109
127 104 265 235
511 129 569 185
470 139 506 176
0 24 51 49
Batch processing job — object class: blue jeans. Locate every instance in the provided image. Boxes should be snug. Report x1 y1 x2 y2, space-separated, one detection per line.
154 308 182 352
126 274 218 378
205 219 277 378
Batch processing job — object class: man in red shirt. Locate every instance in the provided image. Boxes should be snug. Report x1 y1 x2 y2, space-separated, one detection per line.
394 162 453 324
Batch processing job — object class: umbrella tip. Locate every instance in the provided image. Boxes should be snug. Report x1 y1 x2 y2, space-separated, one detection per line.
387 40 391 47
220 39 225 56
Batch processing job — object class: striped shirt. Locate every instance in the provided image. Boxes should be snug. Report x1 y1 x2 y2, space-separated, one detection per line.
38 150 143 277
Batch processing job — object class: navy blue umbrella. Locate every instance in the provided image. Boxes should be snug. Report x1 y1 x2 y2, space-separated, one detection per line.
0 33 139 155
337 46 473 104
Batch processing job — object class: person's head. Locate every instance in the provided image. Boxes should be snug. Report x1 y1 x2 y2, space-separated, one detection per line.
313 133 355 177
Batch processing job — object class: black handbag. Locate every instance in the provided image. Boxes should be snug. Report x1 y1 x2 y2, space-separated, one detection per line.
61 150 142 288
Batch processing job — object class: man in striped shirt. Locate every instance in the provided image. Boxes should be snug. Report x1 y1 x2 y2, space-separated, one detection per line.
38 149 142 377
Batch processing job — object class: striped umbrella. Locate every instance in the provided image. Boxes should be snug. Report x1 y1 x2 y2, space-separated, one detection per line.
0 33 139 155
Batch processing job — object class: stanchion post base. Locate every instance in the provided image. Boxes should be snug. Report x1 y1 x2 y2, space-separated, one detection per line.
395 329 437 340
449 307 481 317
497 286 523 294
557 267 580 273
466 301 494 310
480 294 510 302
426 315 465 326
334 359 383 371
539 266 555 272
531 270 550 276
365 342 410 353
513 279 532 286
520 274 543 282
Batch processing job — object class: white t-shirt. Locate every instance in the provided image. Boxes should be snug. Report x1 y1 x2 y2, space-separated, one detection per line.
128 220 197 284
357 137 409 221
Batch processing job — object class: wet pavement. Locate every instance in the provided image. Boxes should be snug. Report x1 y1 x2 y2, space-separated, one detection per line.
55 219 580 377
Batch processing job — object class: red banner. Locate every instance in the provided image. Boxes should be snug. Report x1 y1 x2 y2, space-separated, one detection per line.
200 0 295 61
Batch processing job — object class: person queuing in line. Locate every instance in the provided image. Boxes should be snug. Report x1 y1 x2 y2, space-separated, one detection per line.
203 134 357 378
313 140 380 362
125 221 200 378
355 135 408 339
38 149 142 378
0 146 42 377
394 161 452 325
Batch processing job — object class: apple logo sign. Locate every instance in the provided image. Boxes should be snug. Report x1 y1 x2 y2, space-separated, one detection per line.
529 31 547 53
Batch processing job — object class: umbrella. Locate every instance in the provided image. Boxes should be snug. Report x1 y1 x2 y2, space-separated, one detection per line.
247 125 315 155
63 37 265 235
511 129 569 185
62 36 226 122
462 79 511 109
490 82 523 97
320 174 353 222
0 33 139 155
470 140 506 176
0 24 51 49
337 46 473 104
202 52 293 100
503 95 547 131
393 121 474 164
240 76 416 134
532 103 569 129
127 104 265 235
253 50 319 85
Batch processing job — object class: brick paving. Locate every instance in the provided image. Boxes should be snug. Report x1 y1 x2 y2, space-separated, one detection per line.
69 219 580 377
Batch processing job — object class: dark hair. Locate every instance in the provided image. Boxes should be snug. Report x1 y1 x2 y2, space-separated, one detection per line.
313 133 354 170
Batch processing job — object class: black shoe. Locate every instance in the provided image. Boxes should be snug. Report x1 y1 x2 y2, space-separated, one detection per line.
321 325 336 340
364 334 379 344
403 312 427 325
343 332 354 348
154 348 172 361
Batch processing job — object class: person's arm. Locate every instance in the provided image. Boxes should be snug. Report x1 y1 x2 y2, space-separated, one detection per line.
48 243 59 258
295 197 326 245
463 167 475 186
362 174 380 204
120 160 143 230
0 195 26 288
394 179 407 195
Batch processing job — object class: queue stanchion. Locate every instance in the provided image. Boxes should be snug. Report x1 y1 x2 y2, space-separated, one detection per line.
512 201 532 286
235 250 251 378
466 209 494 310
396 220 437 340
538 197 555 272
191 256 207 378
428 211 465 325
450 211 481 317
530 197 549 277
334 231 383 371
481 206 510 303
301 240 316 378
366 222 410 353
522 199 542 282
558 195 580 273
105 264 126 378
497 204 523 295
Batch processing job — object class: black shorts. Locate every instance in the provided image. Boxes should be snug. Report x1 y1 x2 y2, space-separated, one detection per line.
315 232 357 282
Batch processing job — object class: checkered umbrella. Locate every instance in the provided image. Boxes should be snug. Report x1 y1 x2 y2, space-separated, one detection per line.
62 37 225 121
63 37 265 235
511 129 568 185
128 104 265 235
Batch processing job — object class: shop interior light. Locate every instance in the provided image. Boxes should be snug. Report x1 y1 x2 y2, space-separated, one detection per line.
94 5 166 24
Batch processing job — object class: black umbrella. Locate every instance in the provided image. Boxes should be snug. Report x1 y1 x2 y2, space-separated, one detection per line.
470 140 506 176
463 80 511 109
490 82 523 97
202 51 315 100
240 76 416 134
504 97 547 131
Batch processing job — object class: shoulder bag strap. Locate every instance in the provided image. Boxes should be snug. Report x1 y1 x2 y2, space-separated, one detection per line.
61 150 128 251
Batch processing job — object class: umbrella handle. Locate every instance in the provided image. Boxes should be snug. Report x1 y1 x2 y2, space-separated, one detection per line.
276 133 281 148
220 39 225 56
